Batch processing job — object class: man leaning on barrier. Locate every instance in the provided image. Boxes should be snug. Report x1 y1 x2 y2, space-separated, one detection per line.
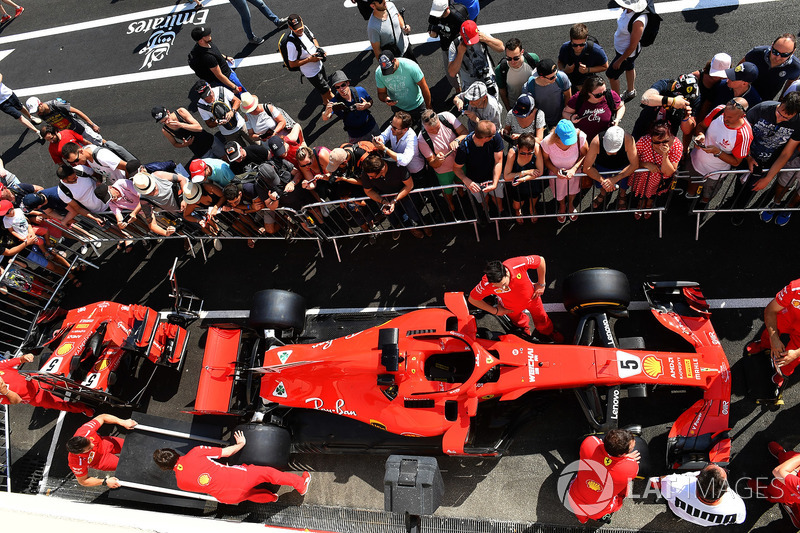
360 153 428 239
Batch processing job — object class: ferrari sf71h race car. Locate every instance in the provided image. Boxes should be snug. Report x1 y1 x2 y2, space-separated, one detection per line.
21 301 190 408
194 269 731 472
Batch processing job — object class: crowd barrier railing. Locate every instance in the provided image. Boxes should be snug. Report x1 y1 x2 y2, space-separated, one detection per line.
686 167 800 240
0 235 96 355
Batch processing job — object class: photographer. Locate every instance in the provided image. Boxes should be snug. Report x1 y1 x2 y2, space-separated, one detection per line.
428 0 469 91
367 0 414 61
192 79 250 148
632 73 701 142
284 14 334 106
448 20 504 95
323 71 380 143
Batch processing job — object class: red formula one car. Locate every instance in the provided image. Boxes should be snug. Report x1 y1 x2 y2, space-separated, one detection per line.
22 301 190 408
196 269 731 471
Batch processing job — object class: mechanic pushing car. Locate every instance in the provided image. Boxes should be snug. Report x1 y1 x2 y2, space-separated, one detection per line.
468 255 564 342
0 353 93 416
153 430 310 505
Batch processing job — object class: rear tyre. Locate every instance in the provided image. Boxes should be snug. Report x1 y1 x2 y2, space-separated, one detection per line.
248 290 306 334
562 268 630 316
234 423 291 469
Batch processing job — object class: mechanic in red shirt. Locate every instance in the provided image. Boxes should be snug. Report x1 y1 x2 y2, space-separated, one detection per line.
747 278 800 388
0 353 92 416
749 442 800 528
153 430 310 504
566 429 640 524
41 125 90 165
66 414 138 488
468 255 563 341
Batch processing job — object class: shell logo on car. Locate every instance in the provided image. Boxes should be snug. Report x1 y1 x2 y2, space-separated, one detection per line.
56 343 74 356
643 355 663 379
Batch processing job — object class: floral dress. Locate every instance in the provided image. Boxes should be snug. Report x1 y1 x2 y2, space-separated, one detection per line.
630 135 683 198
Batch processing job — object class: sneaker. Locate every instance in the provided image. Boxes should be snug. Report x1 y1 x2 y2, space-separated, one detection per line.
768 441 785 460
30 115 42 125
213 238 222 251
775 212 792 226
746 340 764 355
298 471 311 496
276 17 288 28
14 6 22 17
1 15 10 23
248 36 265 45
621 89 637 103
760 202 777 223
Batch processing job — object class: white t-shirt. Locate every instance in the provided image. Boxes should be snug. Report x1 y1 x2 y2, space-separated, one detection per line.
0 83 13 104
197 87 246 136
3 208 29 237
57 176 109 213
506 62 535 106
417 112 463 174
614 11 647 55
86 146 125 183
506 109 546 135
286 32 321 78
245 106 280 137
659 472 746 526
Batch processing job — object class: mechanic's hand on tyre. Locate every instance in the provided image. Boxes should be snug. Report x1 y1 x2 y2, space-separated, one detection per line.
626 450 641 463
106 477 120 489
234 430 246 445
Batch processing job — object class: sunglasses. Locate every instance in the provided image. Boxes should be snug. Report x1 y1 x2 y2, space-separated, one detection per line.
542 73 557 81
517 150 534 155
726 99 746 111
421 116 438 124
570 42 586 48
334 82 349 90
298 161 313 168
590 90 606 98
505 55 521 61
771 47 793 58
652 139 670 145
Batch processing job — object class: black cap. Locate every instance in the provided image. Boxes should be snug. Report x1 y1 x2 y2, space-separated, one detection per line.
536 58 557 76
191 26 211 41
192 79 212 99
267 136 286 157
151 106 168 122
287 14 302 30
225 141 243 162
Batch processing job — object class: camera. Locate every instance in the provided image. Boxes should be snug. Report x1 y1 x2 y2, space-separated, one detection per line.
315 48 327 62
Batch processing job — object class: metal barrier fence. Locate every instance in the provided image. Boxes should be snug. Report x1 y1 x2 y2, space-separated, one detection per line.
33 170 675 262
0 235 95 355
687 167 800 240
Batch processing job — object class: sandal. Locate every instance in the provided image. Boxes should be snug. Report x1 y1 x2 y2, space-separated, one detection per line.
515 209 524 225
569 208 578 222
617 197 628 211
591 195 605 210
644 211 652 220
634 211 642 220
247 239 256 248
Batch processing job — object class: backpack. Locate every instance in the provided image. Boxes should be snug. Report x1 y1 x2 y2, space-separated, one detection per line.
418 114 460 154
143 160 177 174
337 141 377 177
278 27 316 72
525 73 568 99
495 52 539 83
628 0 661 48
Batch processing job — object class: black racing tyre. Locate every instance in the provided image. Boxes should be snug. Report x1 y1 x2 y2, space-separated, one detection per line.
248 289 306 334
233 423 291 469
562 268 630 316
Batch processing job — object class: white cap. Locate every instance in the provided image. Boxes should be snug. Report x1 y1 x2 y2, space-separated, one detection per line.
708 53 732 77
25 96 41 114
602 126 625 153
430 0 448 17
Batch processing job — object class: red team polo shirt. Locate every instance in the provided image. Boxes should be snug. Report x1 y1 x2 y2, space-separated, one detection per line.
776 279 800 333
67 419 121 476
47 130 87 165
568 436 639 521
174 446 248 500
469 255 541 311
0 356 40 405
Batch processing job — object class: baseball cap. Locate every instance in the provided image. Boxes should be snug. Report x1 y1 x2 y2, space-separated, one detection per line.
240 92 259 114
225 141 243 162
672 73 699 97
554 119 578 146
379 51 397 75
602 126 625 153
22 192 46 212
25 96 41 114
614 0 647 11
326 148 348 172
460 20 480 46
192 79 212 99
430 0 448 17
191 26 211 41
267 136 286 157
512 94 536 118
183 182 202 205
287 14 302 30
464 81 488 101
151 106 168 122
189 159 208 183
708 53 732 77
132 172 156 195
536 58 557 77
725 62 759 83
0 199 14 216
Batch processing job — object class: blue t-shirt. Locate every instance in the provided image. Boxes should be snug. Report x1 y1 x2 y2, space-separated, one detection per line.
205 158 235 186
744 46 800 100
454 0 479 20
40 186 69 213
331 85 377 138
454 131 504 180
557 40 608 87
711 80 762 109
